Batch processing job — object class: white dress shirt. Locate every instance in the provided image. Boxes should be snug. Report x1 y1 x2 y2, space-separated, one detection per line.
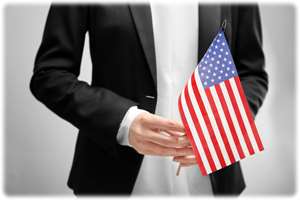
117 3 212 195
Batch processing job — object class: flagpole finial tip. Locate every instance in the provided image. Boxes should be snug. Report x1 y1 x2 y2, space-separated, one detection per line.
221 19 227 31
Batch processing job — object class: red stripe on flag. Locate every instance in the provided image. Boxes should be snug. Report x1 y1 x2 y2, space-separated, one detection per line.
178 96 207 176
205 87 236 164
224 80 255 155
215 84 245 159
234 77 264 151
184 86 217 172
191 74 226 168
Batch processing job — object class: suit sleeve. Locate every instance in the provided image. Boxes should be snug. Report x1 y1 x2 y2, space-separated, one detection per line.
234 5 269 116
30 5 137 149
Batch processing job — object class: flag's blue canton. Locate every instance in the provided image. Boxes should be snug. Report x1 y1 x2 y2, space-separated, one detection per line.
198 31 237 89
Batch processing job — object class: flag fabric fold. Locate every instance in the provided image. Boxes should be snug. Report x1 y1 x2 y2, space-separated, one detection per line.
178 30 264 176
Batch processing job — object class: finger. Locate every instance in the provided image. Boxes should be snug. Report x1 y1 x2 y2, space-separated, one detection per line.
172 146 195 157
144 131 190 148
164 129 186 137
141 141 177 156
173 147 194 157
151 129 180 137
147 114 185 132
180 162 198 167
177 136 191 146
148 130 190 147
141 141 193 157
173 156 198 166
162 131 192 147
173 155 196 161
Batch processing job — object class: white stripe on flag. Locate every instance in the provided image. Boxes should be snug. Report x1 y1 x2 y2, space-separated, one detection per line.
229 78 260 153
209 86 240 161
181 93 212 173
187 78 222 170
220 81 250 157
194 68 231 166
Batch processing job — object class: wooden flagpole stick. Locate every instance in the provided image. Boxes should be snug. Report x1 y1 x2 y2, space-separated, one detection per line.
176 163 181 176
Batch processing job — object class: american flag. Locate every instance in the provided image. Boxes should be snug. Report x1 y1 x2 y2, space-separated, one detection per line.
178 30 264 176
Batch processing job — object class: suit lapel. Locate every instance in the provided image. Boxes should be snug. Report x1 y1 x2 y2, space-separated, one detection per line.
129 4 231 88
129 5 157 87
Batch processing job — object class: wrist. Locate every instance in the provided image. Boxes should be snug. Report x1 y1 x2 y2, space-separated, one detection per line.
117 106 147 146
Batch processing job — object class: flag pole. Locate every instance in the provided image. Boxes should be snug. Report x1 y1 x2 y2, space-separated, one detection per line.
176 163 181 176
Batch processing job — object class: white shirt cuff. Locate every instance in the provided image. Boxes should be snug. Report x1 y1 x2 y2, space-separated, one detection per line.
117 106 147 147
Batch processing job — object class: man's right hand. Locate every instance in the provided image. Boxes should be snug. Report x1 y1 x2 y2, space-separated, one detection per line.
128 111 193 157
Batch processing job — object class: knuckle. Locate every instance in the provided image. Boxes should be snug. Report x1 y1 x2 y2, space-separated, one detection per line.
138 113 149 124
135 128 143 137
131 124 141 134
139 116 147 125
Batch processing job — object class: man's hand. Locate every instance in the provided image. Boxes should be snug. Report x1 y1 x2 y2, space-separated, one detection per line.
129 111 193 156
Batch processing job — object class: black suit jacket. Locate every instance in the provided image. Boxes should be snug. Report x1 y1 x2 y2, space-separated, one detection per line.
30 4 268 195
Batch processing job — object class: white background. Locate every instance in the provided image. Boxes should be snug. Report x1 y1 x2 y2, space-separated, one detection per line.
2 2 297 196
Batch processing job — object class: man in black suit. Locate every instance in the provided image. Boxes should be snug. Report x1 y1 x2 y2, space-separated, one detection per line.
30 3 268 195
